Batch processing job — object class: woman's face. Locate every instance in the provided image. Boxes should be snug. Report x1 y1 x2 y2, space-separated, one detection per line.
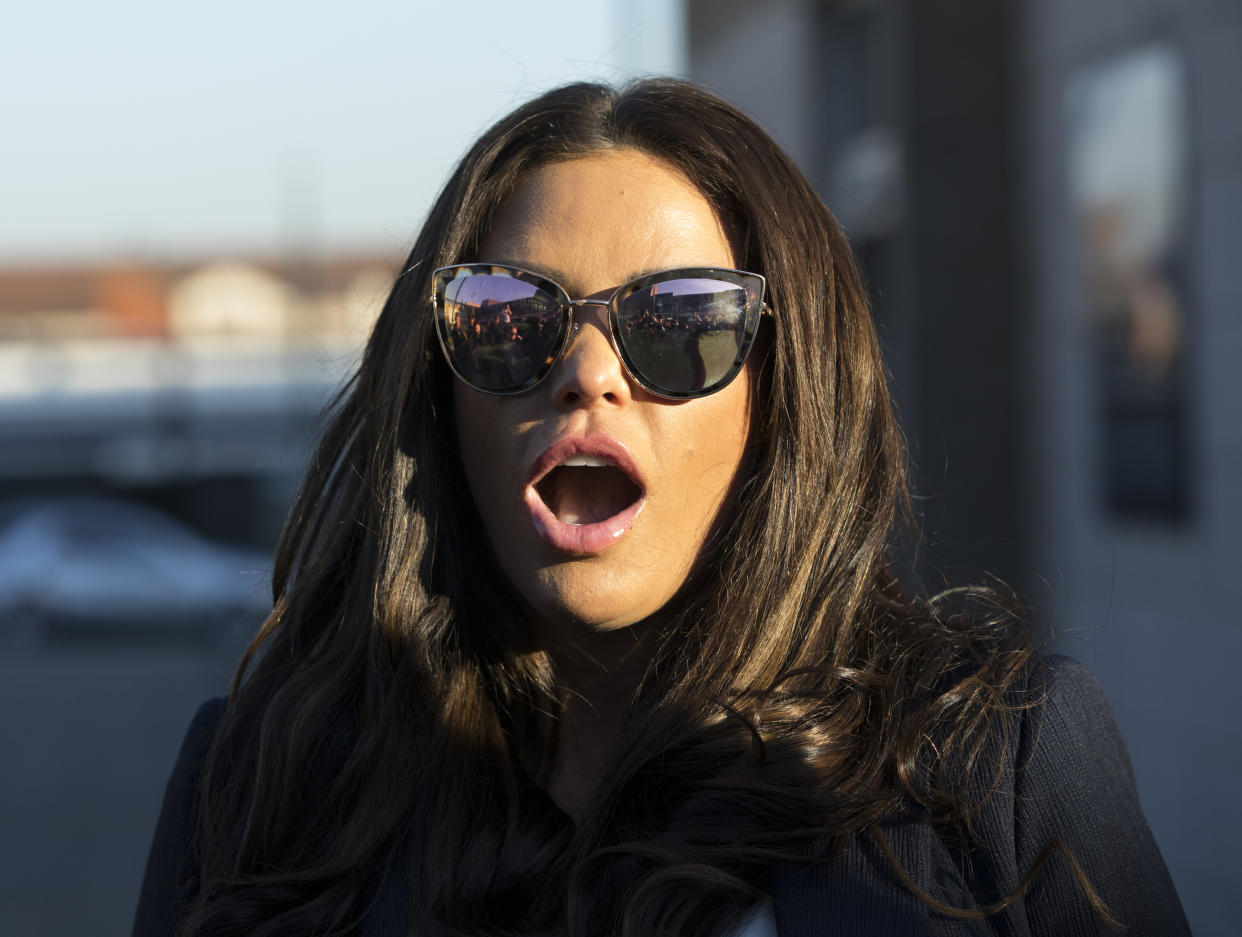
453 149 754 641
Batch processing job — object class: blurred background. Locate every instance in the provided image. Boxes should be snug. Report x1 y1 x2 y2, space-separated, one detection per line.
1 0 1237 933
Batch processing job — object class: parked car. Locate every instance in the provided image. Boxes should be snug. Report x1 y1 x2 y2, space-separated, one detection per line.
0 495 271 646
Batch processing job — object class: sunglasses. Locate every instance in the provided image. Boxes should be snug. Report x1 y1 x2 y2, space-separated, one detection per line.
431 263 770 399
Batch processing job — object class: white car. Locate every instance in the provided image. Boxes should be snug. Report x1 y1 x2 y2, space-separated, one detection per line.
0 495 271 645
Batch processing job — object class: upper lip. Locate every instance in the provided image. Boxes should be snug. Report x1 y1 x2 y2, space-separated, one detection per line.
526 434 647 494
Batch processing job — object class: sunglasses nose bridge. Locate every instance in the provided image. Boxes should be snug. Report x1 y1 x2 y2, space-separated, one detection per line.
562 297 613 343
543 296 635 404
566 298 610 311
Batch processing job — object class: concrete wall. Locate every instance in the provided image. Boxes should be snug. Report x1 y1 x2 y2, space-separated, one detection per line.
688 0 824 173
1024 1 1242 932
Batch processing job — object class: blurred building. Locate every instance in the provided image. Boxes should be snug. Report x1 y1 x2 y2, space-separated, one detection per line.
0 256 393 341
0 254 394 543
688 0 1240 933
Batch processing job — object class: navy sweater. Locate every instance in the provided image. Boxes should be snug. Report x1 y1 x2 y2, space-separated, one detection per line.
133 656 1190 936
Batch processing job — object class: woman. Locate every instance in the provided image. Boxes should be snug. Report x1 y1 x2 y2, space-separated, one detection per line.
134 79 1189 937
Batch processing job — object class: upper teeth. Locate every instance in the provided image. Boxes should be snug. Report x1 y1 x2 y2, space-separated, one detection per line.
561 455 611 467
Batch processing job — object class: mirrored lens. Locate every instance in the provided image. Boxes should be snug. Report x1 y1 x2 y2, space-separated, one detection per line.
439 272 565 392
614 278 749 393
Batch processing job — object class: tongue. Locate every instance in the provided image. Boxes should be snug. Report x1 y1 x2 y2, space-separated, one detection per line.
541 466 640 526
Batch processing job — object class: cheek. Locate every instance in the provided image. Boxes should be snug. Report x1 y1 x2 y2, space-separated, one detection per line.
702 366 754 465
660 375 754 535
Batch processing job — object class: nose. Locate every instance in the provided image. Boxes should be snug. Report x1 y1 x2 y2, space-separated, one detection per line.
546 303 632 408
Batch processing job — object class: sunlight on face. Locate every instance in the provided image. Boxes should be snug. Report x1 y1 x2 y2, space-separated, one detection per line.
453 150 753 644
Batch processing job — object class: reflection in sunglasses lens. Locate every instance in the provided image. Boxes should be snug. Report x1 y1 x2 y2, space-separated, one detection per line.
615 280 746 394
442 275 563 392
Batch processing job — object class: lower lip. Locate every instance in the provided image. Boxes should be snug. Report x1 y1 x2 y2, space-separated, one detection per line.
525 489 646 555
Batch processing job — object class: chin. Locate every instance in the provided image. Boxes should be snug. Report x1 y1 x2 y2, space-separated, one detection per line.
521 562 677 636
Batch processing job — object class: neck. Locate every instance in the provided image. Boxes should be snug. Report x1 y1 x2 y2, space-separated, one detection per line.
541 624 656 822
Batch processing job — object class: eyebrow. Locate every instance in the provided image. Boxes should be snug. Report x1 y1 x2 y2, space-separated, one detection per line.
483 259 686 296
487 259 576 290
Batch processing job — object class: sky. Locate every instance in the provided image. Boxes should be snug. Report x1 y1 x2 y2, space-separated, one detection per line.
1 0 685 265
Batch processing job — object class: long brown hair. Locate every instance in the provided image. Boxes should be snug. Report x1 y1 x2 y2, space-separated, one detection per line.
182 79 1055 937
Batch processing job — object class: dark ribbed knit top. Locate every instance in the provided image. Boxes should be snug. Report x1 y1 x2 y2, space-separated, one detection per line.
133 656 1191 936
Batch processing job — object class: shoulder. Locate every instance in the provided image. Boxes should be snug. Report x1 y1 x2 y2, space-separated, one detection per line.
160 696 228 823
181 697 228 765
1009 655 1136 806
161 697 228 817
1022 654 1127 760
131 697 228 937
772 655 1190 936
189 697 228 745
1008 655 1190 935
1013 654 1139 836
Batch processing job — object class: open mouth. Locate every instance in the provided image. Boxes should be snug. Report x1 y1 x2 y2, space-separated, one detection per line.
535 456 644 526
525 443 647 555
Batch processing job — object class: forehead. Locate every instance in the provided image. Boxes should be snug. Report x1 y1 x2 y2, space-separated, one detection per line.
480 150 735 295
